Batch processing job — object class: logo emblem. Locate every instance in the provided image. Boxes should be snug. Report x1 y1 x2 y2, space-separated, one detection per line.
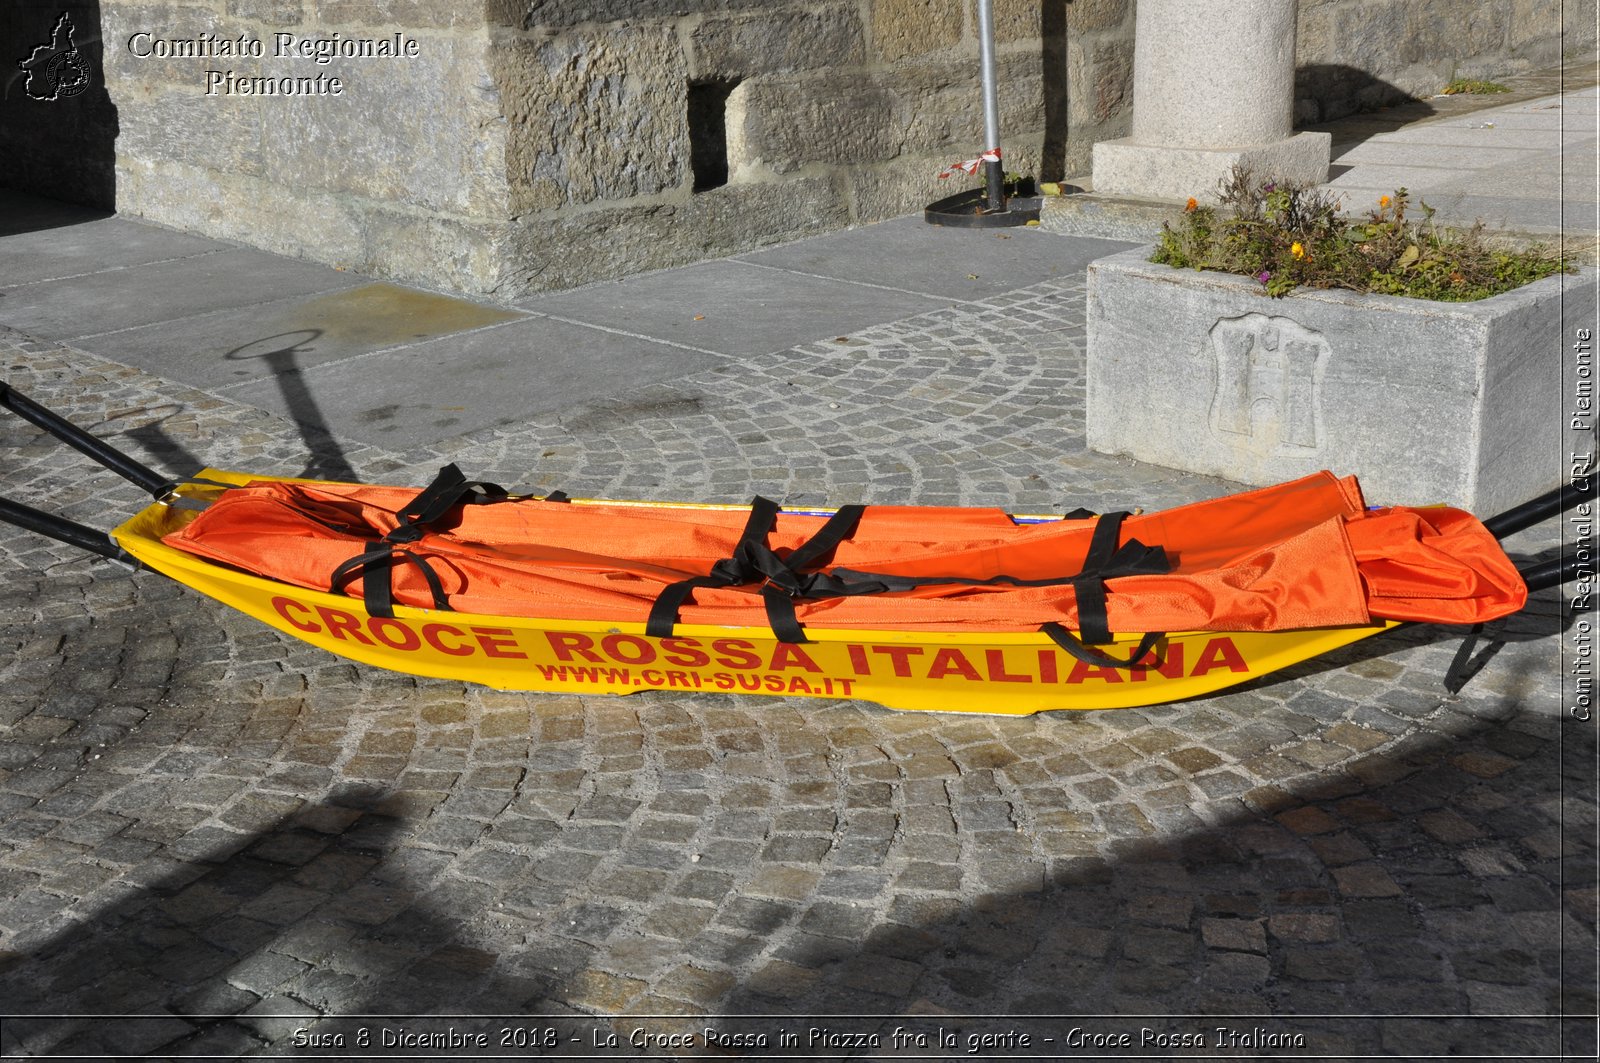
1208 313 1328 454
18 12 92 101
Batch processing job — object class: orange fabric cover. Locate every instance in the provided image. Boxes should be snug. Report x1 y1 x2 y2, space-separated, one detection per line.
162 471 1527 633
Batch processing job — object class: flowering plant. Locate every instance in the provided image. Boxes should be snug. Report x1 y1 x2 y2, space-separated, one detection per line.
1152 166 1565 300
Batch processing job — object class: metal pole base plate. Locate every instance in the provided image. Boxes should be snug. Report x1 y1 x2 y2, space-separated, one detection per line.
924 188 1042 228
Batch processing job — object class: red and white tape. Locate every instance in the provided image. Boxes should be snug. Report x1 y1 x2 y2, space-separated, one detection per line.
937 148 1001 179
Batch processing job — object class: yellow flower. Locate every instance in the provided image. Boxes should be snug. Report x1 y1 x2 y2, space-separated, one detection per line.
1290 241 1305 259
1185 197 1198 212
1379 195 1391 207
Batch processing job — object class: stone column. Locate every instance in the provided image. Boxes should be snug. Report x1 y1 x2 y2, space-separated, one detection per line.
1091 0 1329 201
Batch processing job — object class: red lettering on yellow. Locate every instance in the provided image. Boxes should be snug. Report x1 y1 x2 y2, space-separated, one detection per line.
601 634 656 665
1128 640 1183 681
712 639 761 670
317 607 374 645
1066 658 1125 684
927 648 981 681
659 637 710 668
788 676 814 694
1038 649 1059 684
984 649 1032 683
368 617 421 652
1191 636 1249 676
474 628 526 659
770 643 821 673
846 644 871 676
423 623 473 657
871 645 925 677
273 596 320 634
546 632 603 663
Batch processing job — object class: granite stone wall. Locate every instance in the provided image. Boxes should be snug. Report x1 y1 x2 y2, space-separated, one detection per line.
1295 0 1597 123
38 0 1136 294
480 0 1135 295
94 1 510 291
6 1 1588 295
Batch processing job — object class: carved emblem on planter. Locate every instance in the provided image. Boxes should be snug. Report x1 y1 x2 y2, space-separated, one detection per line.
1208 313 1328 455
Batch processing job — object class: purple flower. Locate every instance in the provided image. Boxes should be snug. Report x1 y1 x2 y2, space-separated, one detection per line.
1263 182 1277 193
1257 271 1271 284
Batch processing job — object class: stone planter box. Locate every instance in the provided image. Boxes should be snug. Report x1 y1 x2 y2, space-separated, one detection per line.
1085 247 1597 512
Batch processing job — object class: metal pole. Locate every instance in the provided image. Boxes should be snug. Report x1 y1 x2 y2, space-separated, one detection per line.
0 495 132 563
1482 480 1591 541
975 0 1005 211
1 381 172 497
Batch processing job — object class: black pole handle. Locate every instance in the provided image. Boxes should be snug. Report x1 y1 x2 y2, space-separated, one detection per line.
1 381 172 497
0 496 132 563
1483 480 1593 540
1517 555 1589 594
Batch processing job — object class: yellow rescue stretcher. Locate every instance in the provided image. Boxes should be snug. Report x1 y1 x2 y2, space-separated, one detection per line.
0 383 1577 715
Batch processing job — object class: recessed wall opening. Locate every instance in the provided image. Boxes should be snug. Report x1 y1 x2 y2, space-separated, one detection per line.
688 79 738 193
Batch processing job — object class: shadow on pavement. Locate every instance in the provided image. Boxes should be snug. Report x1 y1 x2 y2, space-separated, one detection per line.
0 568 1588 1060
1295 65 1438 127
223 331 361 483
710 594 1594 1059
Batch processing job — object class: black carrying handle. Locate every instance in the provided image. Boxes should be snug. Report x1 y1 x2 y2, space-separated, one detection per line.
1 380 173 497
1483 480 1592 541
0 381 182 563
1519 556 1588 593
1480 480 1595 592
0 496 132 563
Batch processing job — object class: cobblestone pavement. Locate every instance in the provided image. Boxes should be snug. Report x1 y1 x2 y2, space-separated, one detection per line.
0 272 1594 1061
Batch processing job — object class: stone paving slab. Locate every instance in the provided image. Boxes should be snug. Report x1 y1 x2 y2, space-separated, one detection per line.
73 282 528 393
217 313 731 451
514 260 950 358
1360 125 1566 149
0 247 1592 1060
1318 86 1598 238
0 248 368 341
1333 142 1552 168
1422 109 1573 131
0 192 113 239
0 193 232 287
734 215 1136 301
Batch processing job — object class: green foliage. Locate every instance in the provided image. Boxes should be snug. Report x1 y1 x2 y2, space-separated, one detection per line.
1151 166 1566 301
1442 78 1510 95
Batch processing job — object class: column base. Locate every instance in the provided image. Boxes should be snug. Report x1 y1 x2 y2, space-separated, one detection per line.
1092 131 1332 202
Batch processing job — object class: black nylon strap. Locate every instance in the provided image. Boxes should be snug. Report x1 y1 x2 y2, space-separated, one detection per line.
330 541 451 619
646 574 725 638
1041 624 1164 670
647 499 866 642
1083 510 1125 570
1073 516 1124 645
390 463 507 541
760 585 807 645
332 464 505 617
646 506 1169 645
830 511 1166 644
647 497 769 637
784 504 865 573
